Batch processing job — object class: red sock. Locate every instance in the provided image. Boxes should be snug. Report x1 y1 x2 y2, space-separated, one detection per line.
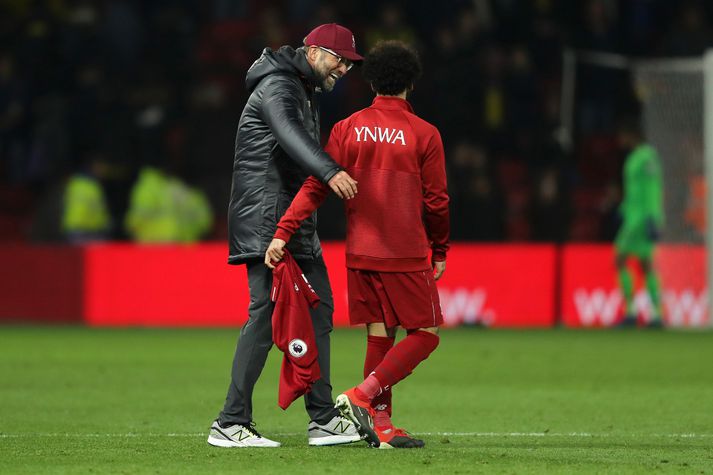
356 374 381 400
366 331 439 398
363 335 395 378
363 335 395 426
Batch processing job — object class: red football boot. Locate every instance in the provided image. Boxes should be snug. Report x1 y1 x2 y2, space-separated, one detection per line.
335 388 379 448
376 425 425 449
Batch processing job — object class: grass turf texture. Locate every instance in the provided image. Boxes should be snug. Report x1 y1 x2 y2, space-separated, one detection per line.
1 328 712 474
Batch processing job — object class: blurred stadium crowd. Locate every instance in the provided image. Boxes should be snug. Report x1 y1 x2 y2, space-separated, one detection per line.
1 0 712 243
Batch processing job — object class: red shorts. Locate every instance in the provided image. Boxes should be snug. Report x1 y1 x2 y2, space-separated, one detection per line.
347 269 443 330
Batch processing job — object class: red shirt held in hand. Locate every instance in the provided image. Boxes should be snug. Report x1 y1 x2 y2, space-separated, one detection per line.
270 250 321 409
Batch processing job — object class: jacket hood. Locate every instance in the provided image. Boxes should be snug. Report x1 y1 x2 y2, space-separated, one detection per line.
245 46 319 92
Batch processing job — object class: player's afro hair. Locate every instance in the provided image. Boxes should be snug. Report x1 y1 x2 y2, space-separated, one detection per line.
362 40 422 96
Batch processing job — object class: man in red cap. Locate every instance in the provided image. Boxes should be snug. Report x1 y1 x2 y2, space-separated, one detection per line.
208 24 363 448
302 23 364 91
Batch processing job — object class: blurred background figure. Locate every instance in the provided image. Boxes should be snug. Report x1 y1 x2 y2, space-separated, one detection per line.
614 116 664 327
62 154 112 243
124 164 213 244
170 175 213 243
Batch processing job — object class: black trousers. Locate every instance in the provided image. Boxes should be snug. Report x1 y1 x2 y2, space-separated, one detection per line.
219 256 339 425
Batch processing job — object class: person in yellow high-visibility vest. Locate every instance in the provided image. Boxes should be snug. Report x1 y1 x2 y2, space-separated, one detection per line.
186 185 213 241
62 168 111 243
168 177 213 243
125 166 213 243
124 166 181 243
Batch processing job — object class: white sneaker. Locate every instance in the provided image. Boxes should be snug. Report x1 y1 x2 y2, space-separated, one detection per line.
207 420 281 448
307 415 362 446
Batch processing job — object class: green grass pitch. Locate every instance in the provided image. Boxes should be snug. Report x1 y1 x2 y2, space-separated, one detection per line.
1 327 712 474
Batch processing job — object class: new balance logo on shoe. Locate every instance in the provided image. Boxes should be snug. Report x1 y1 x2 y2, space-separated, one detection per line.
334 419 350 433
307 415 361 446
207 420 281 448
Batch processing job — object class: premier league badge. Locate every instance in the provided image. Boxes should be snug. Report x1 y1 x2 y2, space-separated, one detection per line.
288 339 307 358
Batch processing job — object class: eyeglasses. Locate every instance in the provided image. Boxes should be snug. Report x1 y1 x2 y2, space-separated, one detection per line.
317 46 353 71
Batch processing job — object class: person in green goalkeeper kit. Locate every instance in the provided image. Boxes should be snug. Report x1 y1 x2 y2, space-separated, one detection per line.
614 117 665 327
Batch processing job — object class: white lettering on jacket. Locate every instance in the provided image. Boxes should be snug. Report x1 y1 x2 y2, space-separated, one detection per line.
353 126 406 146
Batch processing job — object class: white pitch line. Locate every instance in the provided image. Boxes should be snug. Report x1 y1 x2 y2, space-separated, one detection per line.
431 432 713 438
0 432 712 439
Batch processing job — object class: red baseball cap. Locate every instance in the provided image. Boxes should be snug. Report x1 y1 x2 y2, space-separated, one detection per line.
303 23 363 62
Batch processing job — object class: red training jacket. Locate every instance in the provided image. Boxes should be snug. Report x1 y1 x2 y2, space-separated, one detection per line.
275 96 450 272
271 250 321 409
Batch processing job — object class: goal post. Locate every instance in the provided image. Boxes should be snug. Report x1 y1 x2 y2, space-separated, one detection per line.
703 49 713 328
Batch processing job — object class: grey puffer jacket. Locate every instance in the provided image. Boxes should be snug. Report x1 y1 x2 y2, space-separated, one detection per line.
228 46 341 265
